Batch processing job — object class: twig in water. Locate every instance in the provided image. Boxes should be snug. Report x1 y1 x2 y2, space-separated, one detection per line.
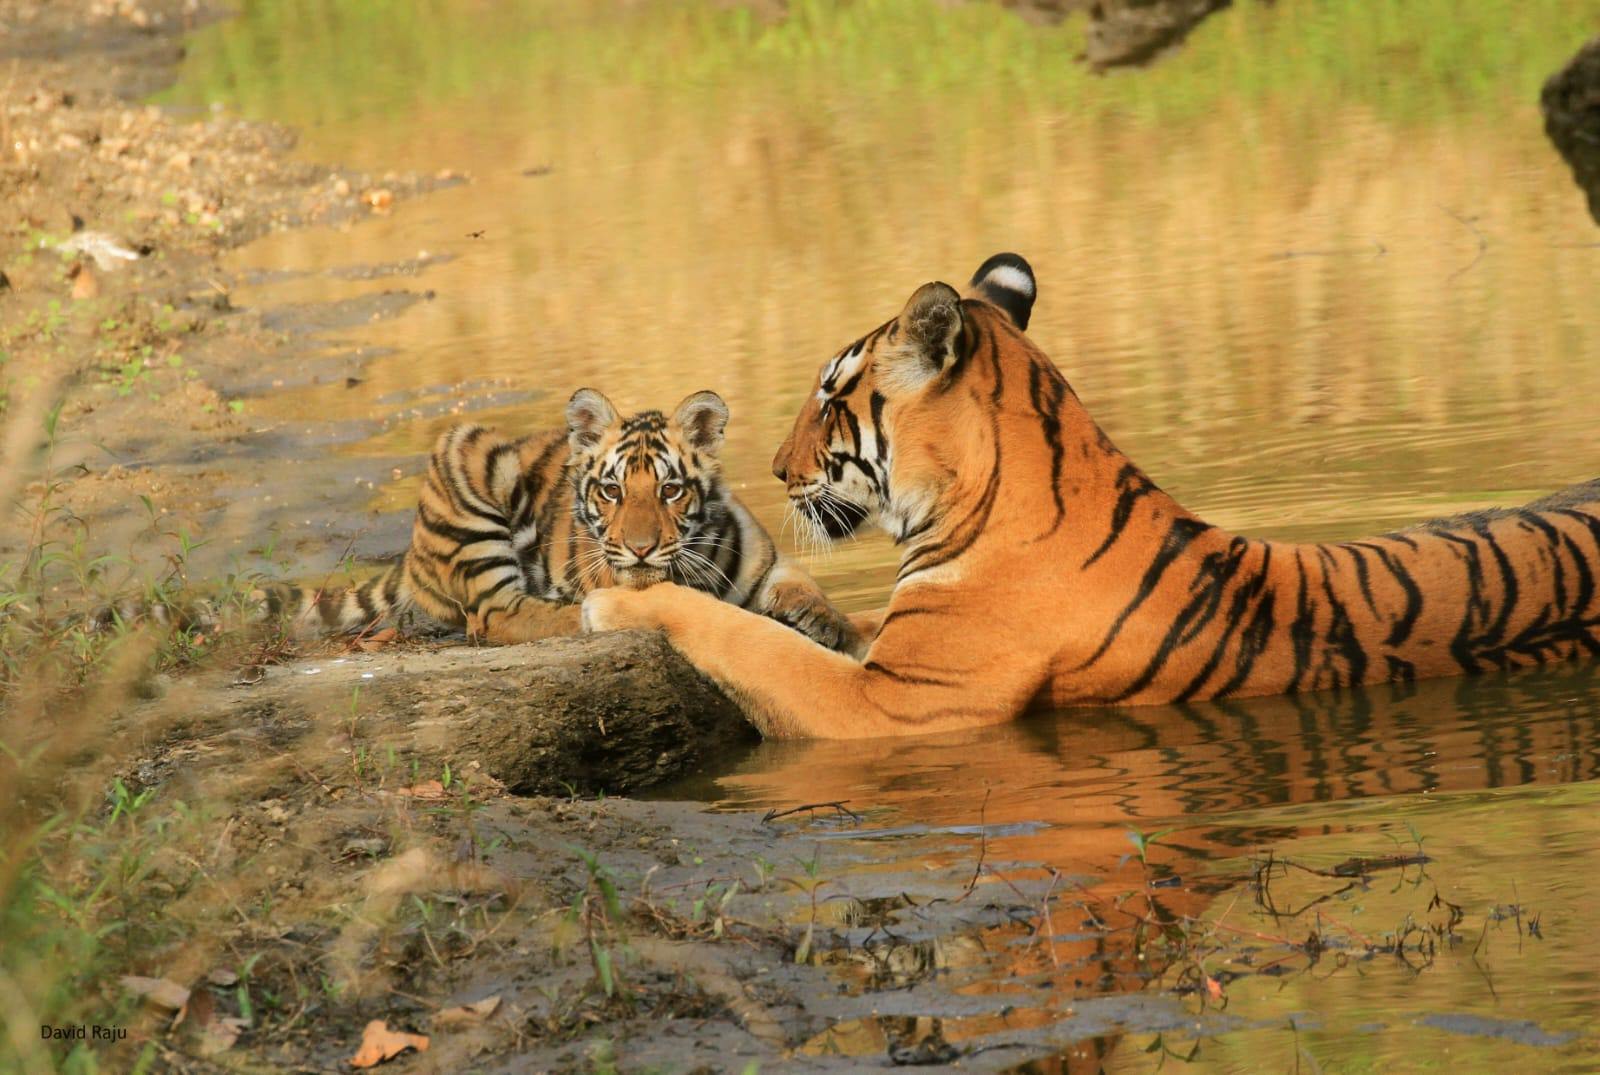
1441 206 1489 281
962 788 993 897
761 800 862 824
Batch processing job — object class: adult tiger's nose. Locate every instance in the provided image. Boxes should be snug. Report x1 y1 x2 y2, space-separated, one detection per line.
625 539 656 559
771 436 793 482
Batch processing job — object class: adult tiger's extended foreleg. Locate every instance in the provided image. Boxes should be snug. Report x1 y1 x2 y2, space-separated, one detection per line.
582 582 1040 738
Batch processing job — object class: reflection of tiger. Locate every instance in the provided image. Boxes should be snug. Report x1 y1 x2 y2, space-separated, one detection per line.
267 388 859 650
582 253 1600 737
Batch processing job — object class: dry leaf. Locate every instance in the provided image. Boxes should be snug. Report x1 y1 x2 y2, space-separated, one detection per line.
461 765 506 797
362 188 394 212
350 1019 429 1068
70 262 99 300
396 780 447 801
174 983 210 1029
432 995 501 1030
177 988 245 1056
120 975 189 1011
1205 975 1224 1001
196 1016 247 1056
356 627 399 653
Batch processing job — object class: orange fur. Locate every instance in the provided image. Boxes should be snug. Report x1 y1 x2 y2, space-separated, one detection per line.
583 255 1600 738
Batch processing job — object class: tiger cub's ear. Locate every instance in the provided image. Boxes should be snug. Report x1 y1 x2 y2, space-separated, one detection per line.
966 252 1035 331
882 281 965 392
566 388 619 455
673 390 730 455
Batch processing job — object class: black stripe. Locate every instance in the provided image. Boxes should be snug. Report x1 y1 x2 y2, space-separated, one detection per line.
1212 546 1277 698
466 573 521 614
457 555 519 581
1076 517 1211 671
1285 550 1316 693
418 503 505 547
1316 546 1367 689
1084 463 1155 568
1027 358 1066 538
1112 536 1251 702
1350 540 1423 647
863 659 962 687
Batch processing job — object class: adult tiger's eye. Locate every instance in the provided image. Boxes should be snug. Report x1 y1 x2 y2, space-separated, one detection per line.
660 482 683 502
600 482 622 502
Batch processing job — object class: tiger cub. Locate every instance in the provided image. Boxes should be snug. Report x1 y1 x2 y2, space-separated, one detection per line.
263 389 861 652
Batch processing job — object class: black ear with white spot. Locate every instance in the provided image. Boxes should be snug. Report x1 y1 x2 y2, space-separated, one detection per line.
673 390 729 455
966 252 1036 331
566 388 618 455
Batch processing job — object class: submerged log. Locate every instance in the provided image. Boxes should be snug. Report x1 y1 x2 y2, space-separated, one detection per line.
1543 36 1600 227
129 631 755 797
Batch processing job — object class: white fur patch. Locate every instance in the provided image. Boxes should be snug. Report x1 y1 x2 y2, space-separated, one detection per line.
983 263 1034 296
819 346 866 398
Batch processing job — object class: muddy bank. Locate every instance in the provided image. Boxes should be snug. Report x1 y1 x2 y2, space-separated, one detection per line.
0 0 461 583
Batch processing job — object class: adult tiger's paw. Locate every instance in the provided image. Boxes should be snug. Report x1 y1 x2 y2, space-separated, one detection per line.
581 586 665 635
766 582 863 656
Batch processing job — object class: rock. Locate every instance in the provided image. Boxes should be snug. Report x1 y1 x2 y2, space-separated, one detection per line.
128 631 754 797
995 0 1232 69
1542 36 1600 226
1085 0 1232 69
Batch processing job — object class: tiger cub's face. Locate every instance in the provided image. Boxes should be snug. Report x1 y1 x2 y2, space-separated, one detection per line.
565 388 731 590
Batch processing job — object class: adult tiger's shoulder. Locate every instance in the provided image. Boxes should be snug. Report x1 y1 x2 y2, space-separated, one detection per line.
582 253 1600 737
260 389 861 651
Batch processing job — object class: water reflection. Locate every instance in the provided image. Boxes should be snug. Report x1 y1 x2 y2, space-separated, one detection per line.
669 661 1600 1069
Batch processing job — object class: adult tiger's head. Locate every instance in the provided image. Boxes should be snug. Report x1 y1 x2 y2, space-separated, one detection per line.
565 388 731 589
772 253 1040 546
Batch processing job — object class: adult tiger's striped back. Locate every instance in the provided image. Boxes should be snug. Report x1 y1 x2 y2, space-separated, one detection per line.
266 389 860 652
581 254 1600 738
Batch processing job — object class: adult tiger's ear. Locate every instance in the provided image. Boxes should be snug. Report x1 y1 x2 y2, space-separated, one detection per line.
566 388 618 455
673 390 730 455
966 252 1035 331
882 281 965 392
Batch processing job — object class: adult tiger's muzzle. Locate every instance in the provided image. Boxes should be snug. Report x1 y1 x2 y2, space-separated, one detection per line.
792 490 870 540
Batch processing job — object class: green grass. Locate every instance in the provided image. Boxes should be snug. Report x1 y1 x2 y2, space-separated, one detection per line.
162 0 1599 134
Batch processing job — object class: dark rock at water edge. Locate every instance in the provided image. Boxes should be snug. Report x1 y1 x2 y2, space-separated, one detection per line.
997 0 1233 69
1543 36 1600 227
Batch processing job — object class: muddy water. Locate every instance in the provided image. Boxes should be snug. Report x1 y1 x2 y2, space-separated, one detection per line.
163 0 1600 1068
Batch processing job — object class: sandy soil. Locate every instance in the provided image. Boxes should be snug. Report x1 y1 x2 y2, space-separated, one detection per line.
0 0 460 582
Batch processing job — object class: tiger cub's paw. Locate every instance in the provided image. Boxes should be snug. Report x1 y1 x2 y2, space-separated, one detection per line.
765 582 862 656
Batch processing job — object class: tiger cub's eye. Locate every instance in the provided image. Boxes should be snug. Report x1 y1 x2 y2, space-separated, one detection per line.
660 481 684 502
599 482 622 502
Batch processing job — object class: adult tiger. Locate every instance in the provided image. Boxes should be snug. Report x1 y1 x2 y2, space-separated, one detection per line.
257 388 859 651
582 254 1600 738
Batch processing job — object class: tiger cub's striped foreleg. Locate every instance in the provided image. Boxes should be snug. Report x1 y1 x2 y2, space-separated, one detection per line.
466 593 583 643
